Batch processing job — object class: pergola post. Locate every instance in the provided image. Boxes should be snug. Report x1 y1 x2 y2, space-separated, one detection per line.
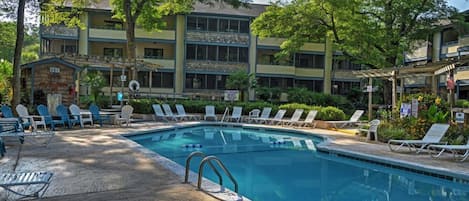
368 77 373 120
392 70 397 110
109 64 114 107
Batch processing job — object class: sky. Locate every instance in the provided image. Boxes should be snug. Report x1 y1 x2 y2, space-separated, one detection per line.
253 0 469 12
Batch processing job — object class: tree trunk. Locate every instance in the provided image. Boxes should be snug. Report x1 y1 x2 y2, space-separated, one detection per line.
12 0 26 107
124 0 137 80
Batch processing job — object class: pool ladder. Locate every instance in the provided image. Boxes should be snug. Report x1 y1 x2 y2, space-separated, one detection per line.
184 151 239 193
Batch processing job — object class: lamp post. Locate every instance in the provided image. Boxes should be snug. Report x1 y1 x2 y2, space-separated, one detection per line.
120 71 127 107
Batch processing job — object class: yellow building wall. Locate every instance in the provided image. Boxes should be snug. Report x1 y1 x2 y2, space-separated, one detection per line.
174 15 185 94
79 12 88 55
455 70 469 81
294 68 323 77
460 36 469 46
89 28 126 40
333 70 360 80
257 65 295 75
135 29 176 40
89 13 116 28
257 37 325 52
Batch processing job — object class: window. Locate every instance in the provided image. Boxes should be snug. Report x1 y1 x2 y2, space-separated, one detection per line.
61 45 77 54
151 72 174 88
196 45 207 60
208 18 218 32
228 46 238 62
239 20 249 33
103 48 123 58
185 74 227 90
313 55 324 68
295 53 324 68
186 44 196 60
104 20 123 30
219 19 229 32
218 46 227 61
187 17 197 30
144 48 163 59
239 48 248 62
207 45 217 61
229 20 239 32
197 17 207 31
137 72 149 87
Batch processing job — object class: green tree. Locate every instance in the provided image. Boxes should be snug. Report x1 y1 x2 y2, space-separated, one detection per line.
0 22 16 61
82 70 106 103
110 0 250 80
225 70 256 101
0 59 13 103
251 0 461 68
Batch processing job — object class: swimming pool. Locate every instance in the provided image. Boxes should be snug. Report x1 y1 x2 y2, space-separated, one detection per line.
127 125 469 201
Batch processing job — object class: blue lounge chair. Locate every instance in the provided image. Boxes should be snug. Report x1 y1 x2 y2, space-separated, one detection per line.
0 171 53 199
56 104 80 128
0 118 55 146
37 104 64 130
89 104 112 127
2 105 34 130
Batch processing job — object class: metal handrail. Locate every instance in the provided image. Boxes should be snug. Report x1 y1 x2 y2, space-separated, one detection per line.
197 155 239 193
221 107 229 123
184 151 223 185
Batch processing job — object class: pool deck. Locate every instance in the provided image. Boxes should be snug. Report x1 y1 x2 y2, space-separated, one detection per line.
1 121 469 200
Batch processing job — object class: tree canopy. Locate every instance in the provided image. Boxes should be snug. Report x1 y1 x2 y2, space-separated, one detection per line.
251 0 462 68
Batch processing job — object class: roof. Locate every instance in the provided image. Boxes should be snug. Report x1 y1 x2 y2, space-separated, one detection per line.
63 0 267 17
21 57 81 70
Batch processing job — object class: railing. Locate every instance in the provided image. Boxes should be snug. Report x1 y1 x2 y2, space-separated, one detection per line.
41 25 78 37
184 151 223 185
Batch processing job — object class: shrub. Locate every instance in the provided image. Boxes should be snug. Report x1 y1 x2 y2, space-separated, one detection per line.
455 99 469 108
378 122 406 142
316 106 346 121
279 103 312 117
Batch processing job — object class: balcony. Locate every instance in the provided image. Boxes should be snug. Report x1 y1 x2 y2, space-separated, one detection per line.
257 64 295 75
185 60 248 73
41 25 78 39
186 31 249 45
89 27 175 41
258 37 325 52
142 56 175 68
441 41 460 57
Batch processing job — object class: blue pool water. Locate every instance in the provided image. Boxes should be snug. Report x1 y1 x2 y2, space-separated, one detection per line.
128 125 469 201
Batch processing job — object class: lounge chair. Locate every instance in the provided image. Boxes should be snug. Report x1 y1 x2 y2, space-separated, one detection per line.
162 104 184 121
89 104 112 127
358 119 381 141
204 105 217 121
0 171 53 199
175 104 200 120
388 123 450 153
115 105 133 126
281 109 304 126
16 104 47 131
428 139 469 162
0 118 55 146
290 110 318 128
226 106 243 123
56 104 80 128
1 105 29 130
152 104 170 122
69 104 93 127
327 110 365 128
37 104 65 130
251 107 272 124
265 109 287 125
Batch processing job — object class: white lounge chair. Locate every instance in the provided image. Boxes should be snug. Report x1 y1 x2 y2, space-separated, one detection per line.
327 110 365 128
251 107 272 124
246 109 260 123
204 105 217 121
15 104 47 131
152 104 170 122
0 118 55 147
115 105 133 127
162 104 184 121
388 123 450 153
428 139 469 162
175 104 200 120
291 110 318 128
227 106 243 122
0 171 53 199
69 104 93 127
281 109 304 126
358 119 381 141
265 110 287 125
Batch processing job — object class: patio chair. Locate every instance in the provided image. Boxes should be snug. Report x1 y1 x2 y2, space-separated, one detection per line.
358 119 381 141
0 118 55 146
290 110 318 128
326 110 365 128
204 105 217 121
37 104 65 130
0 171 53 199
226 106 243 123
115 105 133 127
69 104 93 127
251 107 272 124
265 109 287 125
428 139 469 162
162 104 183 121
281 109 304 126
175 104 200 120
0 137 5 157
152 104 170 122
16 104 46 131
246 109 260 123
1 105 30 130
388 123 450 153
56 104 80 128
89 104 112 127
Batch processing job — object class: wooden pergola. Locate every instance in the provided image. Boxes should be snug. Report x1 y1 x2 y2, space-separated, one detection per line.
352 55 469 120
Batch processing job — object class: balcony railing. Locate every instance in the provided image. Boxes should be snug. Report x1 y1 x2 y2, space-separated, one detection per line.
41 25 78 38
186 60 248 72
186 31 249 45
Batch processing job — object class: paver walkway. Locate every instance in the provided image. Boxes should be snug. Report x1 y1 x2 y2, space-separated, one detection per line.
1 121 469 200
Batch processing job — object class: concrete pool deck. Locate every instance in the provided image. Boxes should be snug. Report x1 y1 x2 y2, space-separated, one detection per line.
1 121 468 200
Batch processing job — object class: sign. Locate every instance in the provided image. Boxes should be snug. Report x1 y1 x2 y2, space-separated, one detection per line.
400 103 411 118
366 85 373 92
411 98 419 118
120 75 127 82
117 91 123 101
224 90 239 101
456 112 465 124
